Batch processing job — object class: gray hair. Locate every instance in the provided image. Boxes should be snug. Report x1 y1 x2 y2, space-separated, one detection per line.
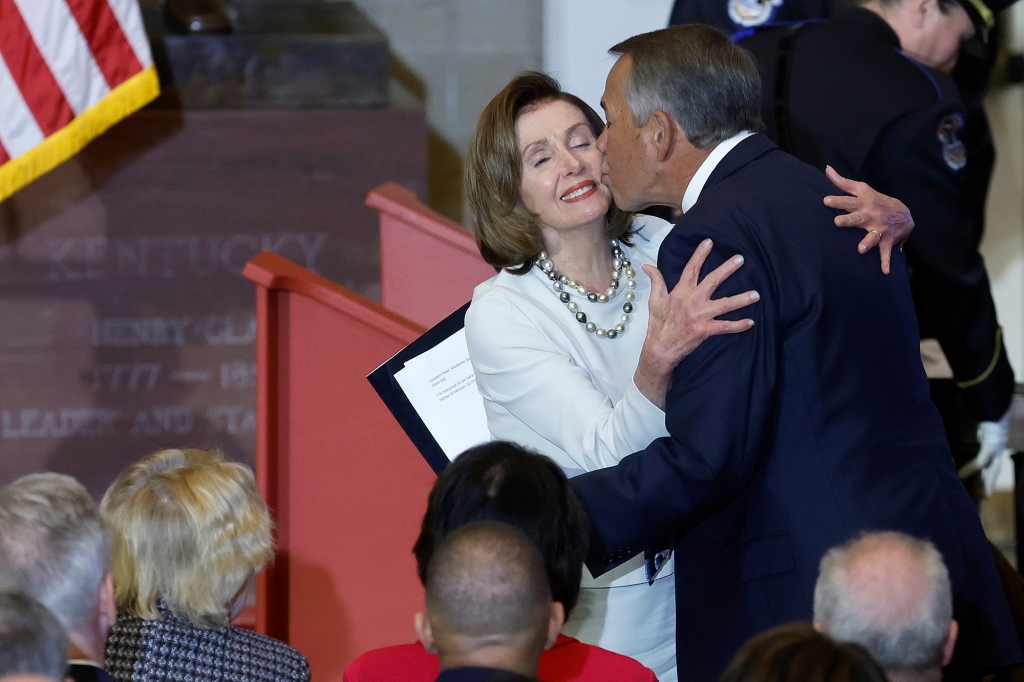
610 25 763 149
0 474 111 637
0 589 68 680
814 531 953 674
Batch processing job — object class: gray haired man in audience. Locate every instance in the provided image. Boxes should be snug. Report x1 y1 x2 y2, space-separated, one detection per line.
814 531 958 682
414 521 565 682
0 589 68 682
0 475 116 682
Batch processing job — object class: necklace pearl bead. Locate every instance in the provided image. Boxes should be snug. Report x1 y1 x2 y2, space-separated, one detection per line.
535 240 638 341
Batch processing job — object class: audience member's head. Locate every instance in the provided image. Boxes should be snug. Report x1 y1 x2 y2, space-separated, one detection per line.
100 448 274 628
415 521 562 677
412 441 589 616
814 531 957 682
0 589 68 681
719 623 888 682
0 474 114 664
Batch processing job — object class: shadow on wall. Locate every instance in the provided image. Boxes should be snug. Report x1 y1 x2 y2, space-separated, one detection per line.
391 56 464 224
0 111 184 248
285 551 353 681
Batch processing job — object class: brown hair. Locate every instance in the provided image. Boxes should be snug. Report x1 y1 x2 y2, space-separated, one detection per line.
465 71 633 274
719 623 888 682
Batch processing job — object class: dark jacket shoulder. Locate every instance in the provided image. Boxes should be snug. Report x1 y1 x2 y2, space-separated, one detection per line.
742 8 962 172
68 663 116 682
435 667 537 682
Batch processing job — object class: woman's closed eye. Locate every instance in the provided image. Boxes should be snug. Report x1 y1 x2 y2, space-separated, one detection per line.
568 133 592 149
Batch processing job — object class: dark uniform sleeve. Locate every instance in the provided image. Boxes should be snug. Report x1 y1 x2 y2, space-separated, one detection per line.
864 103 1014 422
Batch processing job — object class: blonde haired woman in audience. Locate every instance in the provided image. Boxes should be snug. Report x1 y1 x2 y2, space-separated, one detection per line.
100 448 309 682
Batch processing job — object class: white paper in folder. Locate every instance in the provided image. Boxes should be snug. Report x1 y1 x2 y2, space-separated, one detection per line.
394 328 491 461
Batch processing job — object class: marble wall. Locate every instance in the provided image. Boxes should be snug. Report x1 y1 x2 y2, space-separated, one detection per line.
339 0 544 219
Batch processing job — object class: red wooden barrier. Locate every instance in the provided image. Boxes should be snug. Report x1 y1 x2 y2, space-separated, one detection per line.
243 251 436 681
367 182 495 328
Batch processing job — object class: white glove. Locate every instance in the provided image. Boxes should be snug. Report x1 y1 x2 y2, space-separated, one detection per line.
958 411 1011 498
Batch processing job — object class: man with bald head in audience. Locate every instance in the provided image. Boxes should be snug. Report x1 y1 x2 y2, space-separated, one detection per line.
414 521 565 682
0 474 117 682
814 531 958 682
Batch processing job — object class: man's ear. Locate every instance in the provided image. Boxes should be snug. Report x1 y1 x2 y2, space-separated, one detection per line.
98 572 117 637
911 0 934 26
415 611 438 654
544 602 566 650
942 619 959 666
648 110 676 162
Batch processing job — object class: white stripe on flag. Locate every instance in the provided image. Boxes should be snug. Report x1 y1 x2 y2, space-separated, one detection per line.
11 0 111 116
0 51 46 158
104 0 154 68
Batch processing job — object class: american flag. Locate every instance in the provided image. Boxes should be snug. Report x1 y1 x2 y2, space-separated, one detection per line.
0 0 159 202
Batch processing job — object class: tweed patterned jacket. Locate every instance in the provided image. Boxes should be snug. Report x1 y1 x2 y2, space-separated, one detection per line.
105 605 310 682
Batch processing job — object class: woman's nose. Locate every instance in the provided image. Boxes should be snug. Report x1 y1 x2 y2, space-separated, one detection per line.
563 151 584 175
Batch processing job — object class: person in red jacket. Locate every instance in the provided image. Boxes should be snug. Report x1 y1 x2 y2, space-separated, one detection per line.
343 441 659 682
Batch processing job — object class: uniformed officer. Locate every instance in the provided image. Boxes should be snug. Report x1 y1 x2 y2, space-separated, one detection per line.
670 0 831 36
737 0 1015 500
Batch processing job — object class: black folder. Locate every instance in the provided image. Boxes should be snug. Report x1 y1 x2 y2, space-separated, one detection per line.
366 302 471 475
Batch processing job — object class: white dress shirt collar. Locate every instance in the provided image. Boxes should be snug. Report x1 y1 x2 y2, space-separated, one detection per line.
680 130 755 214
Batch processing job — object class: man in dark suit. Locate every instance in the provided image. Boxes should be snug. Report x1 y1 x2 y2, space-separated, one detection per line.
574 24 1021 682
414 521 564 682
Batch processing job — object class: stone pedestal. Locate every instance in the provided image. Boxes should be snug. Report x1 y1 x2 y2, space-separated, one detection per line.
154 1 389 108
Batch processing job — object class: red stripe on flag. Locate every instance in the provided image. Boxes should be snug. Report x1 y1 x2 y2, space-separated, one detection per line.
65 0 143 89
0 0 75 136
0 141 10 165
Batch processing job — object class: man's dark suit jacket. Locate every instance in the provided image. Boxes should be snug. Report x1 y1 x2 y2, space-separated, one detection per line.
68 663 115 682
435 667 537 682
572 134 1020 682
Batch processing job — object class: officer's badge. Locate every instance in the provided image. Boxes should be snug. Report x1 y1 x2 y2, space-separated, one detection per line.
937 113 966 171
728 0 784 27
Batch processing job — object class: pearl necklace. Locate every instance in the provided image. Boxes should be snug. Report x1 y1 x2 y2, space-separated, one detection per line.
534 240 637 340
